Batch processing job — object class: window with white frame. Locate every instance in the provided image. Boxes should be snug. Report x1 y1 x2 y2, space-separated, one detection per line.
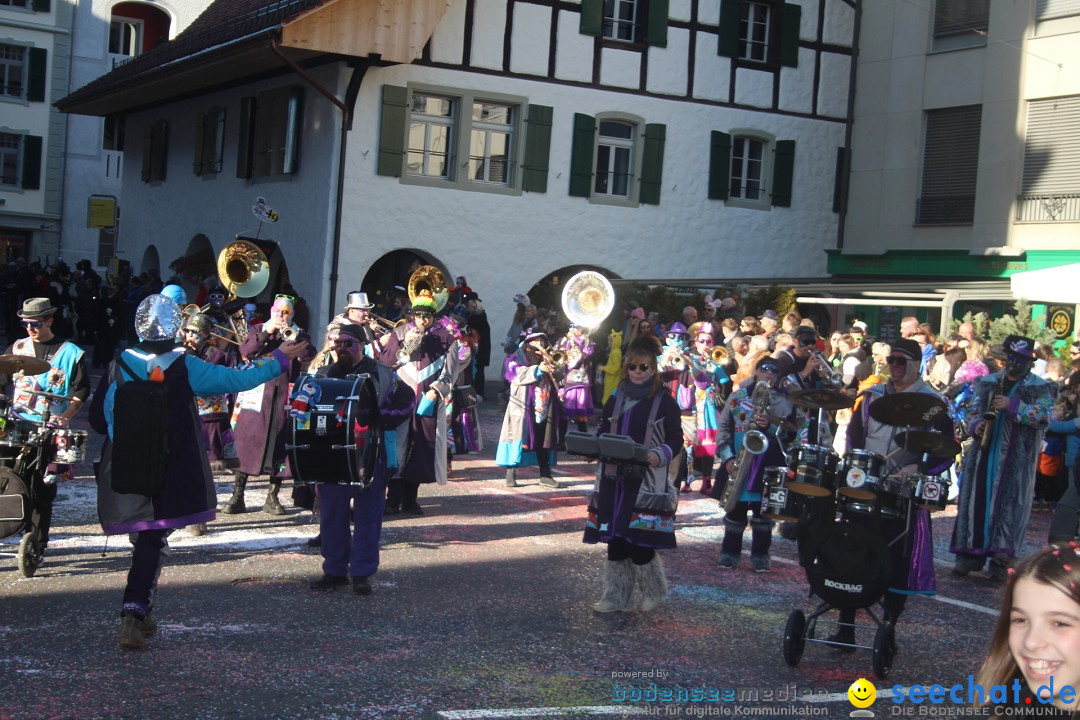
740 2 771 62
1037 0 1080 20
1 44 26 99
408 93 455 179
0 133 19 186
594 120 635 198
468 101 514 184
731 136 766 201
603 0 639 41
109 19 142 56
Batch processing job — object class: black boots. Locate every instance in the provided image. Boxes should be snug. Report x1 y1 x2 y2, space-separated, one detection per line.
263 479 285 515
222 473 247 514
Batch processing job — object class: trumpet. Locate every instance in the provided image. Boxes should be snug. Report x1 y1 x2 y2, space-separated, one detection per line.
710 346 729 365
662 346 692 372
281 323 301 342
811 350 844 390
537 346 567 371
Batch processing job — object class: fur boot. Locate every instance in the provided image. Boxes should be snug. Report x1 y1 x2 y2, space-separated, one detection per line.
635 555 669 612
719 518 746 568
592 559 635 613
749 517 774 572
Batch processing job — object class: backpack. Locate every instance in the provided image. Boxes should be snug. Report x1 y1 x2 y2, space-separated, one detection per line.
110 353 171 496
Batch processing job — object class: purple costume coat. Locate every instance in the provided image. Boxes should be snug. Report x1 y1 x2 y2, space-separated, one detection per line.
555 334 596 420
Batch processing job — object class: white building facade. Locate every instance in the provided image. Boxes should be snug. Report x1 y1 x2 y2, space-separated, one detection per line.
59 0 857 339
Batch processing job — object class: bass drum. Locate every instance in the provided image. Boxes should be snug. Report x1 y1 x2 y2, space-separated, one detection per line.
288 374 379 488
0 467 30 540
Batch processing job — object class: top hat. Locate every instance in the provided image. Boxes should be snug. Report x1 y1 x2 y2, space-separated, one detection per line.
18 297 57 318
346 291 374 309
1002 335 1037 360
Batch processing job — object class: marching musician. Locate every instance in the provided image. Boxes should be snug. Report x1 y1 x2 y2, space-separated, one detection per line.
687 321 731 495
555 322 596 442
376 289 471 515
657 323 697 492
332 291 380 345
713 355 796 572
496 331 563 489
0 297 90 568
226 293 313 516
181 313 237 475
832 337 955 647
307 324 394 594
951 335 1052 581
202 286 242 363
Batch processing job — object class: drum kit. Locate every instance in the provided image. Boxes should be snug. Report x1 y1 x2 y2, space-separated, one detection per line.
0 354 87 577
758 388 957 524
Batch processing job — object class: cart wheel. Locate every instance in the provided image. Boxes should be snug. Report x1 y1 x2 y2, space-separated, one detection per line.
783 610 807 667
872 622 897 679
18 533 42 578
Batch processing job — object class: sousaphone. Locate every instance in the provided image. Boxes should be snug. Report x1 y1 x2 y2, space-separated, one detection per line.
408 265 450 312
561 271 615 329
217 240 270 298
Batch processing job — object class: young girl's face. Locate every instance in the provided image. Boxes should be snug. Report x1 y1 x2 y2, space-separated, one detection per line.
1009 576 1080 708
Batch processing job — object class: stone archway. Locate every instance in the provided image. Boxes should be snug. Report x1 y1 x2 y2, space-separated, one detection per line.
360 248 451 315
140 244 160 277
524 264 621 323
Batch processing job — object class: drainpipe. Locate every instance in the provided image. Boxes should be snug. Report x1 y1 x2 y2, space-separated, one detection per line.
836 0 862 252
270 33 369 323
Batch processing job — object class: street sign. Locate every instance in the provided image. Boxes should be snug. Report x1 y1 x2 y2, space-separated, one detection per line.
87 195 117 229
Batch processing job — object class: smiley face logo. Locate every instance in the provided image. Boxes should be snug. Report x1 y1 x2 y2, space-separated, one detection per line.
848 678 876 708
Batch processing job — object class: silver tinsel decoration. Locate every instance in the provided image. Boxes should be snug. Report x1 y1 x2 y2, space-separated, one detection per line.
135 294 182 342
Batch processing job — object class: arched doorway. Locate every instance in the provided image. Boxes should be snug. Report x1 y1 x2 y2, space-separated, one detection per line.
140 244 160 277
525 264 620 325
360 249 451 315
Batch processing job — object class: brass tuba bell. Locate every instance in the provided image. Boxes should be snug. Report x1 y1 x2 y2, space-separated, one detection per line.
407 265 450 313
217 240 270 298
561 271 615 330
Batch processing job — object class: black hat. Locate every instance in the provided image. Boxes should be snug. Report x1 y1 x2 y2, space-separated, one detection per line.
794 325 818 342
1002 335 1037 360
17 297 57 318
338 324 367 343
891 338 921 362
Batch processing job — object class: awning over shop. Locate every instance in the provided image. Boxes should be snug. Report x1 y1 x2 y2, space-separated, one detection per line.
1010 263 1080 305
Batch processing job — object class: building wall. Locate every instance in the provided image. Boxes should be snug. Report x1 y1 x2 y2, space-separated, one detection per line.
844 0 1080 257
61 0 211 269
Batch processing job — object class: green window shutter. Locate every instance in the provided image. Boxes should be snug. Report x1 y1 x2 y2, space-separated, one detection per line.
833 146 850 214
772 139 796 207
522 104 553 193
27 48 47 103
20 135 42 190
639 123 666 205
569 113 596 198
377 85 408 177
644 0 669 47
708 131 731 200
580 0 603 36
31 0 50 11
236 97 256 179
780 3 802 67
141 125 153 182
193 112 206 175
717 0 740 57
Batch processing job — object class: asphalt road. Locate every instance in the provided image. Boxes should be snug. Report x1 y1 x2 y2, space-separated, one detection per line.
0 393 1048 720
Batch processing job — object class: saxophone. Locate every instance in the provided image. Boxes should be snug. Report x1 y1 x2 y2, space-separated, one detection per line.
980 373 1008 450
720 381 772 513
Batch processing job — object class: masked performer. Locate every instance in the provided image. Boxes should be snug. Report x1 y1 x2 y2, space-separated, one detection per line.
952 335 1052 580
226 294 312 515
376 290 471 515
181 313 237 472
556 323 596 440
497 331 564 489
585 338 683 613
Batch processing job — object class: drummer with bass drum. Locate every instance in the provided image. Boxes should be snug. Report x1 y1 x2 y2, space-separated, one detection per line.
0 297 91 570
829 337 956 648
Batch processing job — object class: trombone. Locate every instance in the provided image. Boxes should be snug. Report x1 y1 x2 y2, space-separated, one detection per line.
183 304 243 346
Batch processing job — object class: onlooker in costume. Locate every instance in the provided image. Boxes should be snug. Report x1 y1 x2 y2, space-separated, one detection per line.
831 338 954 647
90 294 309 650
687 322 730 494
497 331 563 489
585 339 682 613
306 324 394 594
0 297 90 566
600 329 623 402
952 335 1053 580
227 294 313 516
555 323 596 439
377 290 471 514
713 355 793 571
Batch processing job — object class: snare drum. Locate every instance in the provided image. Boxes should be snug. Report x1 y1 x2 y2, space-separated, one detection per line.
761 467 802 522
837 449 885 500
836 492 905 520
787 444 839 497
0 417 40 447
876 475 914 517
288 374 379 487
911 473 949 511
53 429 88 464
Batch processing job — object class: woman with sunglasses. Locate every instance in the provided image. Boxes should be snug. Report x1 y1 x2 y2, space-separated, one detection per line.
833 338 955 648
584 339 683 613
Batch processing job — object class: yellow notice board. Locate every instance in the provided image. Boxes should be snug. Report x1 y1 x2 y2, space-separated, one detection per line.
87 195 117 229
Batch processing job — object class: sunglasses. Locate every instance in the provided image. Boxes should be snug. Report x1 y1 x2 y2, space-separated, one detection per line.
626 363 653 372
274 294 295 301
183 328 203 335
334 338 359 347
798 338 817 347
697 338 714 345
413 311 434 319
21 320 44 329
885 356 909 366
758 365 779 374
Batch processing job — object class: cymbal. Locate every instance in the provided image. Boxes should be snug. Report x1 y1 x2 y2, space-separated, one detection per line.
0 354 50 376
895 430 962 458
23 388 71 403
788 388 854 411
868 392 948 427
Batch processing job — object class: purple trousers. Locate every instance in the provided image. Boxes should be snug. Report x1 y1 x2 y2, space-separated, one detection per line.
318 466 387 578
